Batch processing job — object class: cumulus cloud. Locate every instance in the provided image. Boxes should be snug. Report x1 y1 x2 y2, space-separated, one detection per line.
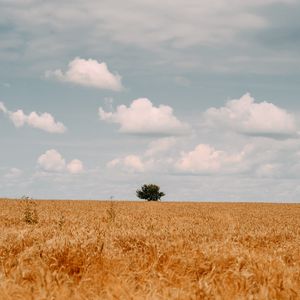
0 102 66 133
176 144 248 174
37 149 66 172
46 57 123 91
99 98 189 136
37 149 84 174
107 141 253 175
107 155 146 173
203 93 297 138
107 137 180 173
67 159 84 174
10 110 66 133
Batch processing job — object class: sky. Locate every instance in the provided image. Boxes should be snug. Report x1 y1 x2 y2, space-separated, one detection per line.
1 0 300 202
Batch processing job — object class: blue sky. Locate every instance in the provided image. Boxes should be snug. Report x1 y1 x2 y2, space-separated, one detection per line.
1 0 300 201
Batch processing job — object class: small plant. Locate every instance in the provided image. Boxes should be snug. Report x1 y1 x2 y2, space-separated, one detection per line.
106 202 116 223
23 200 39 225
58 214 65 229
136 184 165 201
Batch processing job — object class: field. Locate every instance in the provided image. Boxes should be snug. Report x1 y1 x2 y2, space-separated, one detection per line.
0 199 299 299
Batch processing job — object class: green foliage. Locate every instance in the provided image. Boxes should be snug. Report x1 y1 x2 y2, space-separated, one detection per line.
136 184 165 201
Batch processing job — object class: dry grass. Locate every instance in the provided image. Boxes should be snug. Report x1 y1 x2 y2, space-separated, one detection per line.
0 199 299 299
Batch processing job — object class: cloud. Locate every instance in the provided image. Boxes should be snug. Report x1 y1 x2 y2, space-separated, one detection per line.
203 93 297 139
37 149 66 172
4 0 292 49
46 57 123 91
106 134 300 179
176 144 248 174
37 149 84 174
0 102 66 133
0 102 7 113
107 137 180 173
107 141 253 175
107 155 145 173
99 98 189 136
10 110 66 133
0 0 299 80
67 159 84 174
4 168 23 179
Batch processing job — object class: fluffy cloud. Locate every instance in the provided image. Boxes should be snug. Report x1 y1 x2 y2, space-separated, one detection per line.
176 144 248 174
67 159 84 174
0 102 66 133
203 93 297 138
37 149 83 174
106 135 300 178
107 142 253 175
37 149 66 172
99 98 189 136
46 57 123 91
107 137 179 173
107 155 146 173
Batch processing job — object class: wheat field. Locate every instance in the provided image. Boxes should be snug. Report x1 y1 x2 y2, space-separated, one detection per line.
0 199 299 299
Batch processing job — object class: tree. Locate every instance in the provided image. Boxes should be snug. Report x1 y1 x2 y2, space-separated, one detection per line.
136 184 165 201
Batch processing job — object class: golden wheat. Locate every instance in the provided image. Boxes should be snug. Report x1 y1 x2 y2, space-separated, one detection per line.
0 199 299 299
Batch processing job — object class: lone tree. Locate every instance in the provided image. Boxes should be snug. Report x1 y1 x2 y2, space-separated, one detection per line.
136 184 165 201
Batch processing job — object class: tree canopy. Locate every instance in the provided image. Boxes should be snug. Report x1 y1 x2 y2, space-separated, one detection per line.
136 184 165 201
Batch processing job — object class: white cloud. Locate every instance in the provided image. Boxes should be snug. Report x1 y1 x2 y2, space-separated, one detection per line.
107 137 180 173
37 149 83 174
9 110 66 133
0 102 7 113
46 57 123 91
176 144 247 174
99 98 189 136
9 110 26 127
107 155 145 173
4 168 23 179
67 159 84 174
0 102 66 133
37 149 66 172
203 93 297 138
